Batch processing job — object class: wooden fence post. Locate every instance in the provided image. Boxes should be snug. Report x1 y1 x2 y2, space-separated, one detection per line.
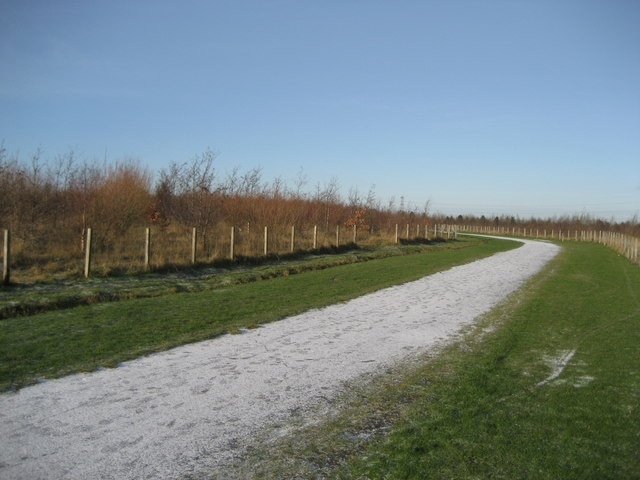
84 227 92 278
2 229 10 285
264 226 268 255
313 225 318 249
353 224 357 244
230 226 235 260
144 227 151 270
395 224 399 244
191 227 197 264
291 225 295 252
336 225 340 247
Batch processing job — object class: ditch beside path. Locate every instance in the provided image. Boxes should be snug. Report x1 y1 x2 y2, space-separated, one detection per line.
0 237 560 480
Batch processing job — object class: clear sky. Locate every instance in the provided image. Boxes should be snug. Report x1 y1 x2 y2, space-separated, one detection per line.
2 0 639 220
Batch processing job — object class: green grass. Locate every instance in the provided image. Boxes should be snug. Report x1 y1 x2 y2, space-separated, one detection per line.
0 236 516 391
0 242 440 319
222 241 640 479
356 242 640 479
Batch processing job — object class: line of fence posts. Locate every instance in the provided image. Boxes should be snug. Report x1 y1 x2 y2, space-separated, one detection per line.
0 225 420 283
14 222 640 281
0 223 447 283
133 224 353 268
392 224 457 244
459 224 639 265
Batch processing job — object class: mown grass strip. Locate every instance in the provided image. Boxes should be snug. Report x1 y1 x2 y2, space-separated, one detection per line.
0 242 441 319
224 241 640 479
0 236 516 391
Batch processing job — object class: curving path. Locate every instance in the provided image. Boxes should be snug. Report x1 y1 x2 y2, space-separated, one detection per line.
0 238 560 479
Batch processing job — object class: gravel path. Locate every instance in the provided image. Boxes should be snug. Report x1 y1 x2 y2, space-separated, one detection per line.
0 238 560 479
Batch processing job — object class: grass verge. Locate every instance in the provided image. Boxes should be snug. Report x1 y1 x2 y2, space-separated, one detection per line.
0 243 415 319
223 241 640 479
0 236 516 391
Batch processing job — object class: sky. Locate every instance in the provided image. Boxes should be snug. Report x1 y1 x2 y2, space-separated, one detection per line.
1 0 639 220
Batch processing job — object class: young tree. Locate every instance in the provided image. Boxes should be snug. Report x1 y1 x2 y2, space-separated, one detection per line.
161 148 220 256
314 177 341 232
147 176 172 229
91 160 152 249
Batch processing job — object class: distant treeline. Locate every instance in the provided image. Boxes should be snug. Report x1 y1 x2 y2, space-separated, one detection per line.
455 212 639 237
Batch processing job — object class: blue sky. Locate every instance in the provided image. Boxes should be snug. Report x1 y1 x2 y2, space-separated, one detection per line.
1 1 639 220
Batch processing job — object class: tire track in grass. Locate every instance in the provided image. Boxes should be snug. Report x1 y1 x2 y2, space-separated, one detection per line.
535 349 577 388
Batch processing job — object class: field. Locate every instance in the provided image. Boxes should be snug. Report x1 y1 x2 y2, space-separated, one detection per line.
1 236 638 478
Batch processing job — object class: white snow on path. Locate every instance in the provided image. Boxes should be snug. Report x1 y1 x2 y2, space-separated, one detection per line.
0 238 560 480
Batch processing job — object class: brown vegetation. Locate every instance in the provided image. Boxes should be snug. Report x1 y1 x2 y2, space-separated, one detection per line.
0 148 428 281
1 146 638 282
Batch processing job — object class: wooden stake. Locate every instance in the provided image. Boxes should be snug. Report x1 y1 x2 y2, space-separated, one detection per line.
230 226 235 260
191 227 197 264
264 226 268 255
2 229 10 285
144 228 151 270
84 228 92 278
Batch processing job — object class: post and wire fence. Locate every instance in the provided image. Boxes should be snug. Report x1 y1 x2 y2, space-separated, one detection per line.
2 222 638 284
1 223 459 283
458 224 639 265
